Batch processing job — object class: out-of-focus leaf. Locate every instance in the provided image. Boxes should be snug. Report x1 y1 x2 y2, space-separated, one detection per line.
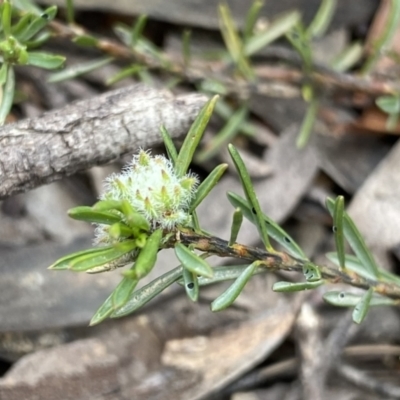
27 52 65 69
25 30 51 49
13 0 42 14
0 64 8 86
286 24 312 70
245 10 301 55
296 97 318 149
175 243 214 278
66 0 75 24
307 0 337 38
182 29 191 68
376 95 400 115
131 14 147 46
196 105 248 162
352 287 372 324
48 57 112 82
228 145 272 251
211 261 258 311
330 41 363 72
323 290 397 307
0 65 14 125
243 0 263 42
175 95 218 177
73 34 99 47
2 0 12 38
106 64 143 85
326 198 380 279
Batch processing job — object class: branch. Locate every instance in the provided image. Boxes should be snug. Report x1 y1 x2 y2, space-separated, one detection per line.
167 229 400 300
0 85 207 199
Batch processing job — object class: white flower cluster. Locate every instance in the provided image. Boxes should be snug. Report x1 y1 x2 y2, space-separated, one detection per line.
95 150 198 244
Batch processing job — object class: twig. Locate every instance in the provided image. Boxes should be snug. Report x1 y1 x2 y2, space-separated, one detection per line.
168 229 400 300
0 85 207 199
337 363 400 399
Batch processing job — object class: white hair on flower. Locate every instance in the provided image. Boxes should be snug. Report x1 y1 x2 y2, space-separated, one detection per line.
94 149 199 244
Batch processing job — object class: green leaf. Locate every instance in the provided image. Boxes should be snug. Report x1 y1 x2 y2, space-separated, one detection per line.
48 56 112 81
175 243 214 278
73 34 99 47
326 252 400 285
106 64 143 85
111 272 139 309
49 240 137 271
243 0 264 43
119 200 150 232
296 97 318 149
303 263 321 282
286 23 312 71
330 41 363 72
326 197 380 279
229 208 243 246
0 65 14 126
0 64 7 86
211 261 258 311
333 196 345 270
196 105 248 162
128 228 162 279
25 31 52 49
183 268 199 302
307 0 337 38
218 3 254 79
244 10 301 55
131 14 147 46
273 280 323 292
189 163 228 212
13 0 42 15
2 0 12 38
66 0 75 24
110 266 183 318
89 292 114 325
68 206 122 225
323 290 397 307
352 288 373 324
182 29 191 68
27 52 65 69
16 6 57 42
175 95 219 177
108 222 134 239
227 191 307 259
11 13 35 38
376 95 400 115
160 125 178 163
228 145 272 251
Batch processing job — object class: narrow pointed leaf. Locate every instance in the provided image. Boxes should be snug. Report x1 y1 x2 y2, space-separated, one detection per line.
229 208 243 246
183 268 199 302
111 266 183 318
48 56 112 81
160 125 178 163
243 0 263 42
228 145 272 251
227 191 306 258
0 65 14 125
68 206 121 225
27 52 65 69
0 64 7 86
182 29 191 68
211 262 258 311
189 163 228 212
331 41 363 72
131 14 147 46
196 264 263 286
120 200 150 231
326 198 380 278
111 273 139 309
66 0 75 24
296 97 318 149
244 10 301 55
273 280 322 292
108 222 133 239
307 0 336 38
323 291 397 307
333 196 345 270
175 243 214 278
89 293 114 325
2 1 12 37
73 34 99 47
352 288 373 324
106 64 143 85
175 95 219 177
51 240 136 271
196 105 248 162
132 228 162 279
